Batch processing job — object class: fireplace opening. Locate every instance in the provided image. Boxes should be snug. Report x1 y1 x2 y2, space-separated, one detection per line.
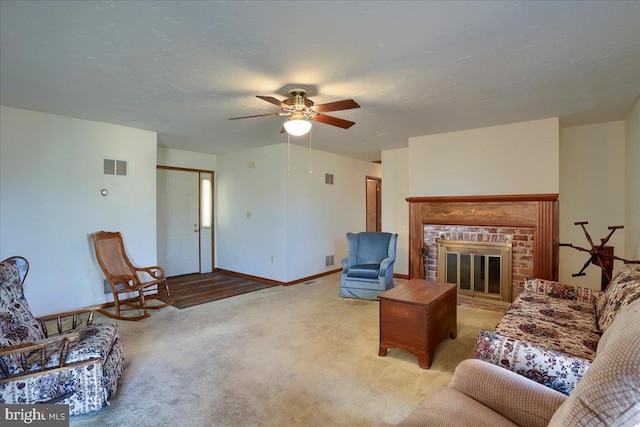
437 240 512 302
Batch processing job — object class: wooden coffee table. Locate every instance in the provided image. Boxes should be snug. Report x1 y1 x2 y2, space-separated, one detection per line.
378 279 457 369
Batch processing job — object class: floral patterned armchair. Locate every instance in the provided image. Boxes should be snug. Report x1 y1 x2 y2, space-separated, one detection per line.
0 256 125 415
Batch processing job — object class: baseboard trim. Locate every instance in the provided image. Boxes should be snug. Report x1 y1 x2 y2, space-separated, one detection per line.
214 268 342 287
393 273 409 279
457 293 511 309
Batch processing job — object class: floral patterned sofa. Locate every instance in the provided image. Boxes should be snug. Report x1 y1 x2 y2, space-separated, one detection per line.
474 265 640 395
375 297 640 427
0 256 125 415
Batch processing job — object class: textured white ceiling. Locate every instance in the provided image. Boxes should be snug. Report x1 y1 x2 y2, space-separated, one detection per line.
1 1 639 161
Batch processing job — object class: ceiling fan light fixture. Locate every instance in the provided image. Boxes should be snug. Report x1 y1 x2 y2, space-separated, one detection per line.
283 117 312 136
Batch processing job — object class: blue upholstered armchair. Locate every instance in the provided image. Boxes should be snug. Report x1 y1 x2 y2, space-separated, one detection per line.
340 232 398 300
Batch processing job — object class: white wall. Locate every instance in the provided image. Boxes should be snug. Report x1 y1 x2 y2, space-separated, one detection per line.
216 144 288 281
407 118 560 197
0 106 158 316
625 98 640 260
157 146 217 171
216 142 381 283
559 122 626 289
286 144 381 281
382 148 409 275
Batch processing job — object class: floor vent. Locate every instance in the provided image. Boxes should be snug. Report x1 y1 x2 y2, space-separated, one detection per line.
304 281 316 285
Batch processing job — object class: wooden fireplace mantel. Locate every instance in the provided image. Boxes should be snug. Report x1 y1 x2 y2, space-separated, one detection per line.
407 194 559 281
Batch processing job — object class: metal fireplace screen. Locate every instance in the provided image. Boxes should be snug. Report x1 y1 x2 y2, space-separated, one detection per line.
437 240 512 302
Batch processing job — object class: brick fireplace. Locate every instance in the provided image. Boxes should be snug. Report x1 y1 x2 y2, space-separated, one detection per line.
425 224 532 302
407 194 559 303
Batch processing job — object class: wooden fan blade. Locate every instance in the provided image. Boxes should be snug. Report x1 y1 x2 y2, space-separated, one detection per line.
229 112 280 120
312 113 356 129
312 99 360 113
256 96 285 107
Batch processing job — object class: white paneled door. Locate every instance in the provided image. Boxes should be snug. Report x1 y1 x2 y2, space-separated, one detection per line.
157 169 201 277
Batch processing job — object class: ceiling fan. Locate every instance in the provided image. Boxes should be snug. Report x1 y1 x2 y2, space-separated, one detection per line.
229 88 360 136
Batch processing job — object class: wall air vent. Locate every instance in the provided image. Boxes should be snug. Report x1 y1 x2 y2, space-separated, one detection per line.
103 159 128 176
325 173 334 185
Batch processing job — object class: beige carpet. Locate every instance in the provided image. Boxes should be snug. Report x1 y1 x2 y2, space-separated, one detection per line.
70 274 504 427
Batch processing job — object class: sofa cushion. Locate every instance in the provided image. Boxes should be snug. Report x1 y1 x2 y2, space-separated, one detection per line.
0 260 45 345
475 330 591 395
508 293 598 334
346 264 381 278
596 266 640 333
494 311 599 361
549 298 640 426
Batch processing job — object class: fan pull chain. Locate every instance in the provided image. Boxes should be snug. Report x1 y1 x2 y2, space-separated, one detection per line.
287 133 291 175
308 130 312 175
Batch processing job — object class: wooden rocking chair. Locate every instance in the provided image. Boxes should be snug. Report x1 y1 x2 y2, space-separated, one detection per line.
91 231 173 320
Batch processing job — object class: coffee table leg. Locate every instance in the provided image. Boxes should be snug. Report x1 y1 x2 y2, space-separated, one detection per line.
378 346 388 357
418 353 431 369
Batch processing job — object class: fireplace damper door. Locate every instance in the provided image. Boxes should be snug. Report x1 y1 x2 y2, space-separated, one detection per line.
437 240 512 303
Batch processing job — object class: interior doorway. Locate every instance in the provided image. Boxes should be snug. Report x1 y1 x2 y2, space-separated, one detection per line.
366 176 382 232
157 166 214 277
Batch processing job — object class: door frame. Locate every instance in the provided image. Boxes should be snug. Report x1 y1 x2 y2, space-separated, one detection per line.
366 176 382 232
157 165 215 273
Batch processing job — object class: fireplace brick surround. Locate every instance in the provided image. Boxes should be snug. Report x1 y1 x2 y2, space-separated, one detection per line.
407 194 559 303
424 224 534 301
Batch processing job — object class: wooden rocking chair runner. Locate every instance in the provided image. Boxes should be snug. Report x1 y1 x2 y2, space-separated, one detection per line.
91 231 173 321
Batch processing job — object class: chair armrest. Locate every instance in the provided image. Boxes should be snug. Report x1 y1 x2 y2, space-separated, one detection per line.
341 255 356 270
0 333 80 356
449 359 566 427
474 330 591 395
524 278 600 304
378 256 396 276
0 333 81 378
134 265 165 280
37 304 106 337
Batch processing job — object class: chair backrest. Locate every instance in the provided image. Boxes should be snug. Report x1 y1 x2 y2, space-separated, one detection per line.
0 257 45 346
91 231 139 287
347 232 397 265
2 256 29 284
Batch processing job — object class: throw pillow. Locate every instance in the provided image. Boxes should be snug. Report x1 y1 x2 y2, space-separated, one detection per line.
596 266 640 332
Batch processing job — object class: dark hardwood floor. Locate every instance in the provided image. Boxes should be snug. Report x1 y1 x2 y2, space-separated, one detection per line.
163 271 275 309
